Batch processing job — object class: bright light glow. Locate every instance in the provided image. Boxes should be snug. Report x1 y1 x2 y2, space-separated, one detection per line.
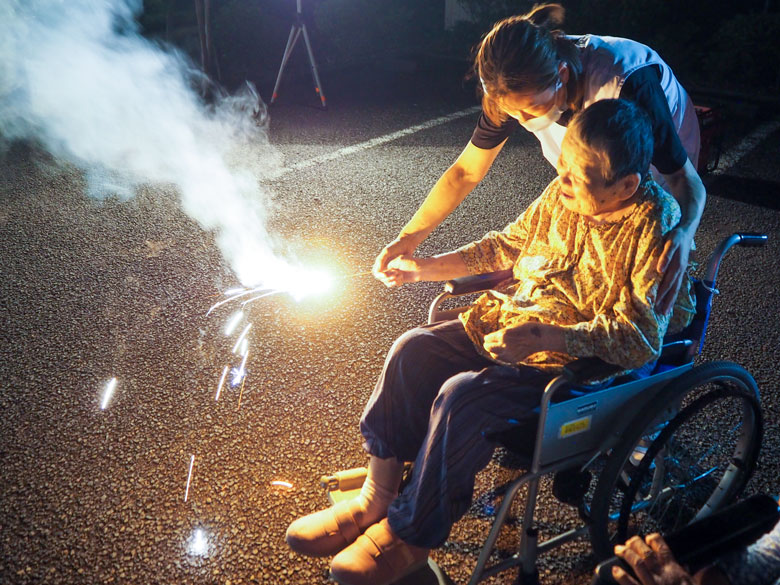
187 528 209 557
224 310 244 336
270 480 294 489
100 377 117 410
283 267 335 301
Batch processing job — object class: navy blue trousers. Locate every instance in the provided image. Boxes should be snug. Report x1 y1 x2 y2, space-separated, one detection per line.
359 320 553 549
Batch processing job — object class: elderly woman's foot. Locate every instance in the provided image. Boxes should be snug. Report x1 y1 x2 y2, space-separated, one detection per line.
287 457 404 558
329 518 429 585
285 499 368 557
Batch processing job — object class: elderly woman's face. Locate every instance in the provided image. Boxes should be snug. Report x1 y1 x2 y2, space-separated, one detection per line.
556 134 637 220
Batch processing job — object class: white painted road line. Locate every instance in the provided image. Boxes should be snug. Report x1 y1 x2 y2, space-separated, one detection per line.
269 107 779 180
712 118 780 175
268 106 481 180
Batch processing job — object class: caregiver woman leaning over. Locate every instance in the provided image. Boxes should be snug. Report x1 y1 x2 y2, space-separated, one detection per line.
373 3 705 315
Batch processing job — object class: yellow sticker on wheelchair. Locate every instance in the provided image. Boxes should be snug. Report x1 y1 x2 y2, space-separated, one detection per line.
559 416 592 438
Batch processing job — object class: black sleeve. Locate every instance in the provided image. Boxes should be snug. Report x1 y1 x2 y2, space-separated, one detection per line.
470 111 519 150
620 66 688 175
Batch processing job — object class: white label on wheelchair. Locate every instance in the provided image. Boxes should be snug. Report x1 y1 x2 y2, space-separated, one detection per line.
559 416 592 438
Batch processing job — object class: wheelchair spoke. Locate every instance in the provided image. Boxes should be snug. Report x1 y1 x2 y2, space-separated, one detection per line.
589 364 762 561
693 422 743 468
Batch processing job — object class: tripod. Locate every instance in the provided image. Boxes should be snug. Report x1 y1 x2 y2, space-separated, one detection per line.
270 0 327 108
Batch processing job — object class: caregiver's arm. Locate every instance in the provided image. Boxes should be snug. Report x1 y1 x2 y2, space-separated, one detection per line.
657 159 705 314
621 67 705 315
373 139 507 283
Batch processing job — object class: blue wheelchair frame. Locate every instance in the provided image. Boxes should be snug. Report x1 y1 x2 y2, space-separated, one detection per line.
323 233 766 585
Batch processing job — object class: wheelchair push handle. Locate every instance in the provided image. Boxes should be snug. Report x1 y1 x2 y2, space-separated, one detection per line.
704 232 768 284
735 232 768 247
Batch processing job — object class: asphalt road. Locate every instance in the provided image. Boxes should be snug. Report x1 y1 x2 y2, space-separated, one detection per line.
1 60 779 585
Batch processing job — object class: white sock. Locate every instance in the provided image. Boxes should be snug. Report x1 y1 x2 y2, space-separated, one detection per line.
355 476 398 527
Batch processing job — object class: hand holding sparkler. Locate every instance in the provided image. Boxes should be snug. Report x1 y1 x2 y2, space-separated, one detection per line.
378 253 471 288
372 235 420 285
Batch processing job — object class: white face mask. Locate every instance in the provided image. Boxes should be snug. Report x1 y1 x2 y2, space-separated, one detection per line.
518 79 566 132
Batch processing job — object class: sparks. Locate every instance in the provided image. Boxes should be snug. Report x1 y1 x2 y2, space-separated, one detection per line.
232 323 252 354
240 290 279 307
184 454 195 502
206 264 361 410
237 375 247 410
207 286 273 316
231 349 249 387
224 310 244 336
100 377 117 410
215 365 229 401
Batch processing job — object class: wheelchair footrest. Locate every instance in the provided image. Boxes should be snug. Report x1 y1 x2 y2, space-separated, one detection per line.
321 467 367 505
321 463 415 505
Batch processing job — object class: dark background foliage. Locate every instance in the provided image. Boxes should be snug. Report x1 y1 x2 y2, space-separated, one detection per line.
138 0 780 97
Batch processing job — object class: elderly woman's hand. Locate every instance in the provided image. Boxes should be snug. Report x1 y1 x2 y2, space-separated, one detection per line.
376 255 427 287
373 237 420 286
378 252 470 287
483 323 566 363
612 534 695 585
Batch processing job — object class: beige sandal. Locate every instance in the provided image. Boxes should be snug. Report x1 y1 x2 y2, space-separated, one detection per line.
285 499 365 557
329 519 430 585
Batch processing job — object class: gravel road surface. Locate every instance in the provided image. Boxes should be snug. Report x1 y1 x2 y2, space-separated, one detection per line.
2 61 779 585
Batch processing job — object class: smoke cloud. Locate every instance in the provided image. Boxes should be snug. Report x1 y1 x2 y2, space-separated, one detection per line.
0 0 292 287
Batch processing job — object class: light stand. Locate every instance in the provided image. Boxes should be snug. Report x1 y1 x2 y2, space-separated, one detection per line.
270 0 327 108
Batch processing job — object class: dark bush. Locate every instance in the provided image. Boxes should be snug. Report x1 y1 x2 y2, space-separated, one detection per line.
312 0 443 67
704 13 780 94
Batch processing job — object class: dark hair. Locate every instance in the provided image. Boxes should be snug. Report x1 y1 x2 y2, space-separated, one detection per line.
474 3 582 125
568 99 654 184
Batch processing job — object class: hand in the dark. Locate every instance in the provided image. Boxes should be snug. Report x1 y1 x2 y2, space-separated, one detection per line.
612 534 695 585
656 228 691 315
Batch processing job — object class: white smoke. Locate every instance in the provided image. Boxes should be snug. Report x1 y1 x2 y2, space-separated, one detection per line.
0 0 295 287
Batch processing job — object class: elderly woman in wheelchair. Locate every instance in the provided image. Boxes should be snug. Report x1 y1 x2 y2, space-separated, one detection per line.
285 99 765 585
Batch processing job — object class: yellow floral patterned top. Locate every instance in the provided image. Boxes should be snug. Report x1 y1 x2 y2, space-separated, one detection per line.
457 177 695 373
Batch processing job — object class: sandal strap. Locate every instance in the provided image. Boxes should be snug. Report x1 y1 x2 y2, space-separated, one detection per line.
330 501 363 543
362 521 419 571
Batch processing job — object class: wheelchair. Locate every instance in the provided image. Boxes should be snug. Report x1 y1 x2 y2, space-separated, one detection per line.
320 232 767 585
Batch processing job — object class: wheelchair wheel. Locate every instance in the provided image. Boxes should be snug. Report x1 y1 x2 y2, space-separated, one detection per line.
589 361 762 560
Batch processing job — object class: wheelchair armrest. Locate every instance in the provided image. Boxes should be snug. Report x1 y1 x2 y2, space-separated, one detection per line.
561 357 623 386
445 269 514 296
